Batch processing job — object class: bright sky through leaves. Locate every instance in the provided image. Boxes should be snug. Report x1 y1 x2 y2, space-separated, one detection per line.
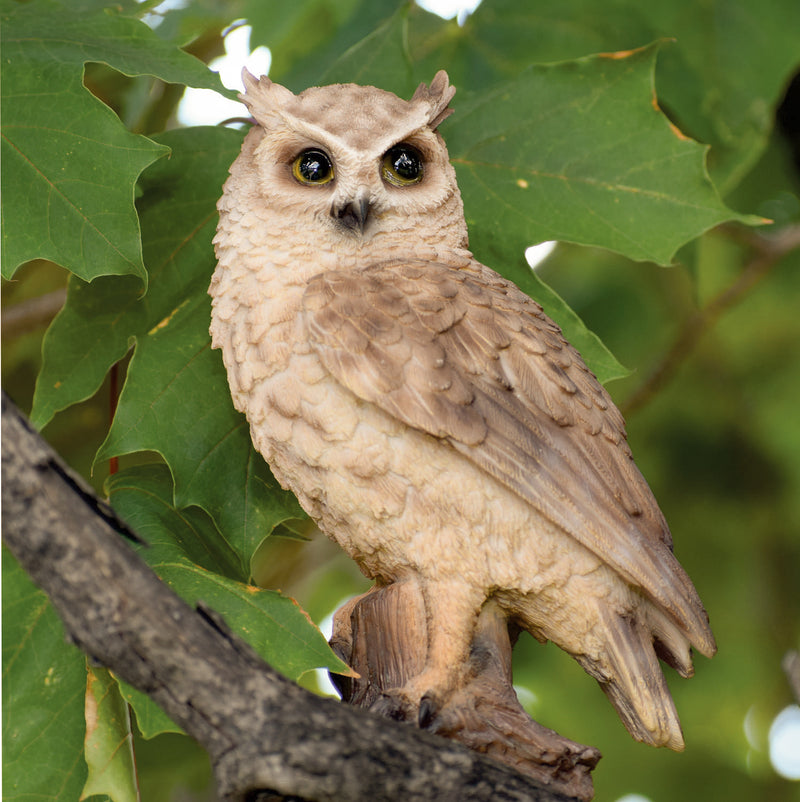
176 0 478 125
177 22 270 125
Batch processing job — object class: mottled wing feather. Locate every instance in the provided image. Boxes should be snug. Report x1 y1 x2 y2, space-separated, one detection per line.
304 267 487 444
302 258 715 656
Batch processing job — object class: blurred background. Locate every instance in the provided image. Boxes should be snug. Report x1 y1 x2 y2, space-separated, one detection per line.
3 1 799 800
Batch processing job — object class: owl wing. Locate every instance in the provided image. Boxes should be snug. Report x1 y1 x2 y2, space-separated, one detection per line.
302 258 715 658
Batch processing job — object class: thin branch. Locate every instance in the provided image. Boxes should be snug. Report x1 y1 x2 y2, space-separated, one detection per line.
0 392 576 802
621 225 800 417
784 651 800 706
1 288 67 339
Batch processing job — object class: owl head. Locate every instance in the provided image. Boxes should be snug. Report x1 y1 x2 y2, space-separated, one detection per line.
235 70 468 251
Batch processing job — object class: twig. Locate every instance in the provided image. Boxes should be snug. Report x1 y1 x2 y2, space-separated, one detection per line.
621 225 800 417
0 392 576 802
1 288 67 339
784 651 800 706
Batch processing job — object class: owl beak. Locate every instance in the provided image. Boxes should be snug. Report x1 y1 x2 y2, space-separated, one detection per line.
331 194 370 234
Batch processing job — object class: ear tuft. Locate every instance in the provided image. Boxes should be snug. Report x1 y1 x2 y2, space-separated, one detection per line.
411 70 456 129
239 69 296 127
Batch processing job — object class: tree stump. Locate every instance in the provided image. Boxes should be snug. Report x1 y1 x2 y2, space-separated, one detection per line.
330 581 601 801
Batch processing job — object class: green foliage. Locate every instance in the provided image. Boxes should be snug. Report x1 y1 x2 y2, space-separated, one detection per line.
2 0 799 800
0 0 225 283
406 0 800 194
446 45 756 266
108 465 349 685
2 551 89 800
82 665 139 802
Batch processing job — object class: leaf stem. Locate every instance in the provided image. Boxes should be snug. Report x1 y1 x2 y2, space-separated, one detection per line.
1 288 66 339
109 362 119 476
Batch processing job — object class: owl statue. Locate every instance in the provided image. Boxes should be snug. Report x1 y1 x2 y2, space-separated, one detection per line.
210 69 716 752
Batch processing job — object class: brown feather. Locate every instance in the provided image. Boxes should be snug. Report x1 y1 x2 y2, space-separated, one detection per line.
302 258 716 658
578 603 685 750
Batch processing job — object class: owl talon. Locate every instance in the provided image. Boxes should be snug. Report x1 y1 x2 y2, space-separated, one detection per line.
371 690 414 721
418 693 439 729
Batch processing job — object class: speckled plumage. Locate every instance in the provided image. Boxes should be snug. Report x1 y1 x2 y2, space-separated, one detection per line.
210 70 715 750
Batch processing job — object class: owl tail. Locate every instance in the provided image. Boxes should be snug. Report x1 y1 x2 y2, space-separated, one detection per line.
577 603 687 751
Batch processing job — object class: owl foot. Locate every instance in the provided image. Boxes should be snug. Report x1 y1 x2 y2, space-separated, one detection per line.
368 686 442 730
418 693 439 729
369 689 415 722
375 664 463 731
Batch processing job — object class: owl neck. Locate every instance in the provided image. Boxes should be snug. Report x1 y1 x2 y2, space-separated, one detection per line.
321 223 471 271
217 205 472 285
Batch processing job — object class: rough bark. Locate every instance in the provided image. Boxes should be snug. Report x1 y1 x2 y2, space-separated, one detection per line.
1 392 581 802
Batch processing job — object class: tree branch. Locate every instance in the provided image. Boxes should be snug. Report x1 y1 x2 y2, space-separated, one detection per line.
621 224 800 417
784 651 800 706
0 392 577 802
1 287 67 339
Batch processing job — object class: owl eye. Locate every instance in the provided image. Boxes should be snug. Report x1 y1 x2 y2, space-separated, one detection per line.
381 144 423 187
292 149 334 185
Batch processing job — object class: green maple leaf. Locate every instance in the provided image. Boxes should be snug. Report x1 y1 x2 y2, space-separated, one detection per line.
2 551 88 800
0 0 227 283
82 665 139 802
444 44 757 267
31 32 760 565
